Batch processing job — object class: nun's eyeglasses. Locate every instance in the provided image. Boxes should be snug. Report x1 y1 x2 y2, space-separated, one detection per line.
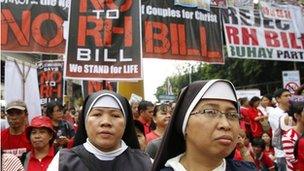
190 109 240 121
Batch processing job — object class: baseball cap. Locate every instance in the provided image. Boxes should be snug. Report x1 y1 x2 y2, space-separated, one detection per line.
26 116 55 140
6 100 27 112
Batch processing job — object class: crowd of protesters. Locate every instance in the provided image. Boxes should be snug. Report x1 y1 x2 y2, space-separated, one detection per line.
236 87 304 171
0 81 304 171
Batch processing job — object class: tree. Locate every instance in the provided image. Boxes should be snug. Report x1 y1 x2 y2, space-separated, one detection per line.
155 58 304 100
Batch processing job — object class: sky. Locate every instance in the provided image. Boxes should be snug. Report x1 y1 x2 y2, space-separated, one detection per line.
143 58 200 102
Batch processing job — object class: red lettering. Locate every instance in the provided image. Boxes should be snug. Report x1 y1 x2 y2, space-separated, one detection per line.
88 81 102 95
1 9 30 46
289 33 302 49
77 16 131 47
80 0 105 12
178 24 186 55
1 9 64 49
225 26 240 44
32 13 64 47
77 16 103 46
144 21 221 59
265 31 280 47
170 24 179 55
280 32 289 48
144 21 170 54
39 72 48 84
39 71 62 84
200 27 207 56
39 71 62 98
104 16 132 47
40 85 51 98
242 28 258 45
51 71 62 83
40 85 61 98
200 26 221 59
51 86 62 97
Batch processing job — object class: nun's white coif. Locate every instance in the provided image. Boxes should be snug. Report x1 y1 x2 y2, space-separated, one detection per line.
182 80 237 135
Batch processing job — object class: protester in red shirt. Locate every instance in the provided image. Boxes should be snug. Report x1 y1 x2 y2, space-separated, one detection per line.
234 129 254 162
1 100 31 157
252 138 275 171
248 96 265 138
146 103 172 143
238 98 251 138
137 100 155 135
23 116 56 171
261 132 275 162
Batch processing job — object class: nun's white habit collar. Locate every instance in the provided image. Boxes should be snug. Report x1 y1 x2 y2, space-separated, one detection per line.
165 153 226 171
83 138 128 161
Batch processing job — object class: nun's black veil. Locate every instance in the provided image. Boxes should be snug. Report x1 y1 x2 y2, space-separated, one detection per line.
152 80 238 171
74 90 140 149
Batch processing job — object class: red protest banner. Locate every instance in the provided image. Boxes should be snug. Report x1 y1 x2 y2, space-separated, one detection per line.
141 0 224 64
82 80 117 98
1 1 68 54
37 60 64 106
222 7 304 62
65 0 142 80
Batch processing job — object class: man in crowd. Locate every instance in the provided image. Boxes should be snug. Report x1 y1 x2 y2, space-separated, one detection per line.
137 100 155 135
268 89 292 171
1 100 31 157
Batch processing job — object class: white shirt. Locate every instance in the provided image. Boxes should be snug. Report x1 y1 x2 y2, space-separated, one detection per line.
268 107 290 158
165 153 226 171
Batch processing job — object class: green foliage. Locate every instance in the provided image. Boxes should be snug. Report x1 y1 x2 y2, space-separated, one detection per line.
155 58 304 100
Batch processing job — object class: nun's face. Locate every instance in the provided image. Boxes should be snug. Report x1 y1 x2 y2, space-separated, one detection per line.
185 99 240 158
86 107 125 152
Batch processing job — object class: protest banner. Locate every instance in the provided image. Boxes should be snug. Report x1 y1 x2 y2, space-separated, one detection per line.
82 80 117 98
37 60 64 105
142 0 224 63
1 0 69 54
260 2 291 21
222 7 304 62
65 0 142 80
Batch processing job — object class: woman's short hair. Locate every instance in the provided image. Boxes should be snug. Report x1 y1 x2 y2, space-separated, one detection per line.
45 101 63 118
249 96 260 107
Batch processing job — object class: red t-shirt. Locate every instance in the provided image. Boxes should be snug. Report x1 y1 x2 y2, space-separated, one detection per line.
137 117 152 135
233 148 243 161
239 107 250 133
1 128 31 157
146 131 160 143
26 146 56 171
247 107 263 138
240 107 250 123
254 152 275 170
296 137 304 171
263 146 275 161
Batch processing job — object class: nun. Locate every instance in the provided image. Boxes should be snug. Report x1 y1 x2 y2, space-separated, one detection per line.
152 80 257 171
47 90 152 171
